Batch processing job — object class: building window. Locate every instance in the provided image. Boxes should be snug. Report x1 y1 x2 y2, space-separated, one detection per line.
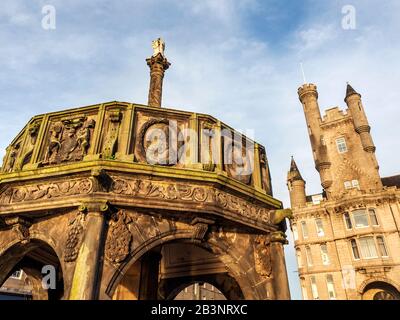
296 249 303 267
301 285 308 300
352 180 359 189
376 236 388 257
359 237 378 259
301 221 309 239
369 209 379 226
306 246 313 266
326 274 336 299
315 218 325 237
344 180 359 190
10 269 22 280
350 239 360 259
320 244 330 265
292 224 299 241
353 209 369 228
344 212 352 229
336 137 348 153
310 276 319 300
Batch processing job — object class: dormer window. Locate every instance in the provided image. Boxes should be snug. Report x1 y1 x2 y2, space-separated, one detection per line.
336 137 347 153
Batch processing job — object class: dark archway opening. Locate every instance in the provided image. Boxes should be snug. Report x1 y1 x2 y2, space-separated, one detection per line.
362 281 400 300
111 241 244 300
0 240 64 300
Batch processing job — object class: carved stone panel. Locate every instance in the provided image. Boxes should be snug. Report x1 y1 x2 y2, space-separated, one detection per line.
253 235 272 277
223 132 253 185
64 211 86 262
43 117 95 165
105 210 132 264
0 178 93 205
135 118 184 166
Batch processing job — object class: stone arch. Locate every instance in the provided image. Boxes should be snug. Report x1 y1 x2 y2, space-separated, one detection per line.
359 277 400 300
0 236 65 300
104 228 256 300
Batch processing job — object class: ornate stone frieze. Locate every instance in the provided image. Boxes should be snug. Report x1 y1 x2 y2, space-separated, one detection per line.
64 209 86 262
0 178 93 205
110 176 273 227
105 210 133 264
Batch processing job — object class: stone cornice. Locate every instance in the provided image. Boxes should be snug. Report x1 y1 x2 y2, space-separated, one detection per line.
291 188 399 220
0 170 282 233
0 162 281 209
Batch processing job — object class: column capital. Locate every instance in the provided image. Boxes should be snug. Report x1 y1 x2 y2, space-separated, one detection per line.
78 201 109 214
146 53 171 71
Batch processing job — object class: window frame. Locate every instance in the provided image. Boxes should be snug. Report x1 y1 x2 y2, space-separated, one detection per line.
336 137 348 153
310 276 319 300
358 236 379 259
320 244 330 265
292 224 299 241
376 236 389 258
368 208 379 226
326 274 336 300
301 221 309 239
305 246 313 266
296 249 303 268
315 218 325 237
344 212 353 229
350 239 360 260
352 209 370 229
10 269 22 280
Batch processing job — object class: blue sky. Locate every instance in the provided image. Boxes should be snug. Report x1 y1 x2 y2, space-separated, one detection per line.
1 0 400 300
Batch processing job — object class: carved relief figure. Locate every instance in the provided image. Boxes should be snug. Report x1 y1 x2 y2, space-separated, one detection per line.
44 123 62 164
74 119 95 158
16 121 41 170
4 143 20 172
43 118 95 165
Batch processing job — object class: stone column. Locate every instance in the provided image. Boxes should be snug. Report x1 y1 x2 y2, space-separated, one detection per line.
270 231 291 300
146 53 170 108
69 202 108 300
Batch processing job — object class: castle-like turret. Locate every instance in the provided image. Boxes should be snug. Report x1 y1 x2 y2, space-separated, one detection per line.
298 84 332 191
287 157 306 208
345 84 380 171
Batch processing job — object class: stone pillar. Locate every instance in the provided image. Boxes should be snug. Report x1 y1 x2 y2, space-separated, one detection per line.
146 53 170 108
270 231 291 300
139 251 162 300
69 202 108 300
